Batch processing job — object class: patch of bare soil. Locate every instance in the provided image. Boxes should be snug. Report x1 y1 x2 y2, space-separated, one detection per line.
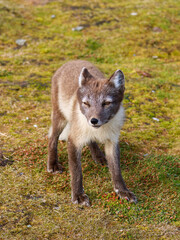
23 0 54 5
0 152 13 166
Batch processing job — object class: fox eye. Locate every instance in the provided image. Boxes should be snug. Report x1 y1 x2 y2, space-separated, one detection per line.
102 101 112 107
83 101 90 107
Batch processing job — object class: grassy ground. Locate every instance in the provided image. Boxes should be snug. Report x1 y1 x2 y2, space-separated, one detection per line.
0 0 179 239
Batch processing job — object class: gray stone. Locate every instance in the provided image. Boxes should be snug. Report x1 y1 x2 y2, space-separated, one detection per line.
16 39 26 46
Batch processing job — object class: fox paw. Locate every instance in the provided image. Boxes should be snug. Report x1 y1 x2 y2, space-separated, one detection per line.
47 162 63 174
72 193 90 207
115 189 137 203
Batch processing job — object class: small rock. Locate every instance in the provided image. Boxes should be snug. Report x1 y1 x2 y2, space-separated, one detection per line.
51 15 56 19
16 39 26 46
152 117 159 122
53 206 60 210
152 56 158 59
153 27 162 32
136 70 152 78
72 26 84 31
27 225 32 228
131 12 138 16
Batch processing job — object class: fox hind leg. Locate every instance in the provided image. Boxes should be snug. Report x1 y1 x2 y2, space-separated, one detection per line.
47 110 66 173
88 141 107 165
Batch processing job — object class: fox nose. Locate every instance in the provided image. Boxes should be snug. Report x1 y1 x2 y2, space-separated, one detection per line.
90 118 98 125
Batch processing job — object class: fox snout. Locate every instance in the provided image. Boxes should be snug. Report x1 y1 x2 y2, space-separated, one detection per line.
89 118 101 128
90 118 98 125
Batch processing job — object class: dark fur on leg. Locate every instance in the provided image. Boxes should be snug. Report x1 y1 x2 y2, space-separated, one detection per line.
88 141 107 165
105 141 137 203
68 138 90 206
47 111 66 173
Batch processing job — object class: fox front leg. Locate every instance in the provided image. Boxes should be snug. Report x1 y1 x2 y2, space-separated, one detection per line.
67 138 90 206
105 141 137 203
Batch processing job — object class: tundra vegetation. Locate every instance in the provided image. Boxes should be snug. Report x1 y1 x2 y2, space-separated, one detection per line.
0 0 179 239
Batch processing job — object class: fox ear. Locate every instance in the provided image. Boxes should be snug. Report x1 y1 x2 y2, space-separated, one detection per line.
79 67 93 87
109 70 125 90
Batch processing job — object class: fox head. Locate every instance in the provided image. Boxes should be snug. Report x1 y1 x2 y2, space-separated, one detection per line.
77 67 125 128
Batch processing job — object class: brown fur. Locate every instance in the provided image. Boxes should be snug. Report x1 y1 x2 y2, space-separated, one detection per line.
47 60 137 205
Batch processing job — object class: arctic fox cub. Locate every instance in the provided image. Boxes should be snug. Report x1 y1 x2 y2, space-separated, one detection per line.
48 60 137 206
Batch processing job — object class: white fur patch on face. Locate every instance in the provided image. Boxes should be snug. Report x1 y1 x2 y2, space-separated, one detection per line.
79 67 86 87
105 96 113 102
82 96 88 103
